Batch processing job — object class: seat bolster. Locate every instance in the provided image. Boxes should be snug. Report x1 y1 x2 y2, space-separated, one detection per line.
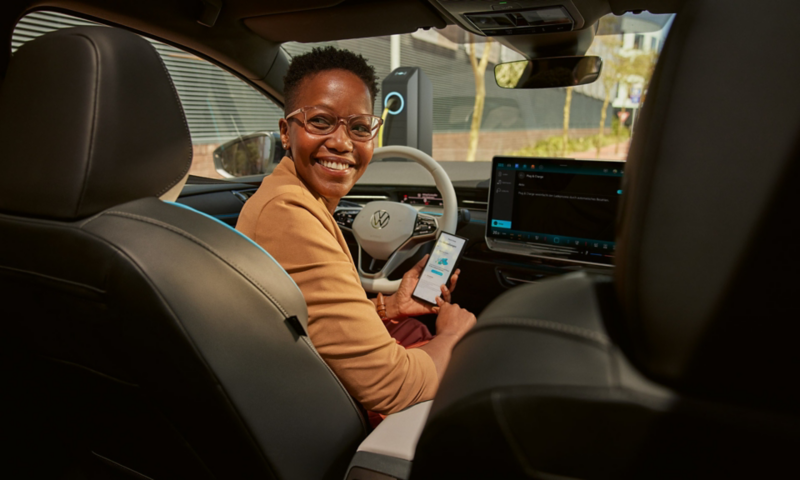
413 272 674 479
429 272 638 418
87 197 310 328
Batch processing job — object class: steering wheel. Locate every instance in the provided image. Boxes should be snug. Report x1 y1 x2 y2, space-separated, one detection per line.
333 146 457 293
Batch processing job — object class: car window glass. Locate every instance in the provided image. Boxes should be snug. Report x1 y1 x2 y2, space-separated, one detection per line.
12 10 673 178
12 11 284 179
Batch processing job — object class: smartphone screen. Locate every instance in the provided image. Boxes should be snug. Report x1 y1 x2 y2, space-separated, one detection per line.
412 232 468 305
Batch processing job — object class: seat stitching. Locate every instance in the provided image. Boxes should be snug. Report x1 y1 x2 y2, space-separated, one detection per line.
102 210 290 317
44 355 138 387
0 265 106 294
91 452 154 480
73 34 101 217
471 317 610 346
148 41 193 197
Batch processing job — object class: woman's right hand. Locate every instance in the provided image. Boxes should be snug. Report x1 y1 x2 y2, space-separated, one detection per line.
433 296 476 339
419 298 476 380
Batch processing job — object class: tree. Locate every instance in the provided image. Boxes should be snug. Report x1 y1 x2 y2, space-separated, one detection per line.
590 35 622 156
561 87 573 157
466 34 493 162
494 59 525 88
616 48 657 152
589 34 658 155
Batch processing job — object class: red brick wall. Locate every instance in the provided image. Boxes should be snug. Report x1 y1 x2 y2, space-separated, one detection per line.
432 128 606 161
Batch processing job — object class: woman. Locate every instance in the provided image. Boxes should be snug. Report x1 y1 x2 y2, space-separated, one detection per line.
237 47 476 416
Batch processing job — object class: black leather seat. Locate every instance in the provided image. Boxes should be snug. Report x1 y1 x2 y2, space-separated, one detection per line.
0 27 367 479
412 0 800 478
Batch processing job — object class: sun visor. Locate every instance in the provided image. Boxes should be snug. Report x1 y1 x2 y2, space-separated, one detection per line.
244 0 446 43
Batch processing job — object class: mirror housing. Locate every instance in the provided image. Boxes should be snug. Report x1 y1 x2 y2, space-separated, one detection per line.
495 56 602 89
212 132 285 178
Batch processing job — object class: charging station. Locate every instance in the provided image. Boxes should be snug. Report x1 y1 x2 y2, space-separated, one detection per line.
380 67 433 156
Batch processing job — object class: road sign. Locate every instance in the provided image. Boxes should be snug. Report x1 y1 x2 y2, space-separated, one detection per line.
617 110 630 123
630 85 642 104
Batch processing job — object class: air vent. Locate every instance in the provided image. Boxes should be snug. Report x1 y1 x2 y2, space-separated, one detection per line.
457 189 489 211
342 195 389 205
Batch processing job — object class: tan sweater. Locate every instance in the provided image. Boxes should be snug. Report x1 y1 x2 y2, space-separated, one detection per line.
236 158 437 414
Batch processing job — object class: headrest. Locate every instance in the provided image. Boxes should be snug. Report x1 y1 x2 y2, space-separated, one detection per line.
0 26 191 220
615 0 800 412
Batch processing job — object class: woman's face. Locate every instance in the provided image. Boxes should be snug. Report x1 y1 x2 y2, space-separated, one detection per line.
280 69 374 201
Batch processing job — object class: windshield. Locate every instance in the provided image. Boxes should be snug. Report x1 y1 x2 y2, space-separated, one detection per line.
12 11 673 180
284 12 673 163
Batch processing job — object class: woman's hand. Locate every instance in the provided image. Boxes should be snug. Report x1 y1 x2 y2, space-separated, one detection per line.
384 254 460 319
432 296 476 339
419 298 476 379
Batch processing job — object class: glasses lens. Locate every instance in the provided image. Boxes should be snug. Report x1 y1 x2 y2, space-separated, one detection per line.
348 115 380 140
304 108 337 135
300 107 380 141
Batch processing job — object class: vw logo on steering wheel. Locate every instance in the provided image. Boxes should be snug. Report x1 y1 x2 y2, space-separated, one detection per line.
370 210 390 229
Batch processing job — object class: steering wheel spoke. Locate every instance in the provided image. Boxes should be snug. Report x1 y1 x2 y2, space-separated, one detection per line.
349 146 457 293
357 241 422 277
333 205 362 231
413 213 438 237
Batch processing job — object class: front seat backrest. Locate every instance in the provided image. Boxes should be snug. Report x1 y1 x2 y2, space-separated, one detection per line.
0 26 366 480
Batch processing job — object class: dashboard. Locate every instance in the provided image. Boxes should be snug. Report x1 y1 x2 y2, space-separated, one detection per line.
178 159 615 316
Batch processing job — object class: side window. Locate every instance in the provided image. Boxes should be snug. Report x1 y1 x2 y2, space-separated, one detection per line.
12 11 285 179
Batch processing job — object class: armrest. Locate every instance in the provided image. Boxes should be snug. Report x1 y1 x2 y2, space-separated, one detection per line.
344 401 432 480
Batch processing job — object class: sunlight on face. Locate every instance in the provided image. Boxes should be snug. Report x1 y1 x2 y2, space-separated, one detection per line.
280 69 375 201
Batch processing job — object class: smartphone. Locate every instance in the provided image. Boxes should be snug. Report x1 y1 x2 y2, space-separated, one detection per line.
412 232 468 305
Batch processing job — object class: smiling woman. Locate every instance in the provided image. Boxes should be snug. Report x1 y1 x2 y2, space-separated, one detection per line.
235 47 476 418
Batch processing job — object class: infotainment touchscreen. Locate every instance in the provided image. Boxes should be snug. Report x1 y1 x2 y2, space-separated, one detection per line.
485 156 624 267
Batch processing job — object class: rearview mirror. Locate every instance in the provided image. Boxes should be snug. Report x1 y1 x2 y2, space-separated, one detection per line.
213 132 285 178
495 56 603 89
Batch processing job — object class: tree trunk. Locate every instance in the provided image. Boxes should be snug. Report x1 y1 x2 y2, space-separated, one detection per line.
467 36 492 162
561 88 573 157
615 106 627 154
596 89 611 156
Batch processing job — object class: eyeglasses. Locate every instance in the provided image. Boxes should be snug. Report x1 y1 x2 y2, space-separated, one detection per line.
286 105 383 142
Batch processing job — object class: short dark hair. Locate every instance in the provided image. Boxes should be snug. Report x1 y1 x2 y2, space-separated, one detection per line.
283 46 379 114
